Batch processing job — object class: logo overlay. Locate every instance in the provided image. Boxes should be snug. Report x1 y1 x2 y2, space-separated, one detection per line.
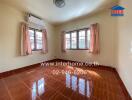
111 5 125 16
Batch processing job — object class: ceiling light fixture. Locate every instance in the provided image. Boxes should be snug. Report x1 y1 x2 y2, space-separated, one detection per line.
53 0 65 8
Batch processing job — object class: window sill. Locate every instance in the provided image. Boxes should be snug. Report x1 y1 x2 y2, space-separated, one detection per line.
66 49 90 50
32 49 42 51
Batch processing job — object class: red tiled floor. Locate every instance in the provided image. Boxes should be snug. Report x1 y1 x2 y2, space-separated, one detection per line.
0 65 130 100
0 80 11 100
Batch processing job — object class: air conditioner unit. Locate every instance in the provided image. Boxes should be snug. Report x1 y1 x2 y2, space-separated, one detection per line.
27 14 45 29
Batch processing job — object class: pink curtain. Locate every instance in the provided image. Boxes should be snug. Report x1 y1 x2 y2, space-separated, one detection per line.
42 29 48 54
21 22 32 56
90 23 100 54
61 31 66 52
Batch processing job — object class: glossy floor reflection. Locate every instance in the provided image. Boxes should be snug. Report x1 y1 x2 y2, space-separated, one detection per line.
0 65 128 100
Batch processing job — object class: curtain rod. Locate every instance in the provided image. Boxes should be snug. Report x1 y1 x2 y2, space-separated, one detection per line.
65 27 89 33
64 23 98 33
28 13 42 20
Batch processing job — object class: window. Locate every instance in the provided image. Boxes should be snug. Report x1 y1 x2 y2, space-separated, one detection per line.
65 34 70 49
28 28 43 51
87 29 91 49
71 32 77 49
79 30 86 49
65 28 90 50
29 29 35 50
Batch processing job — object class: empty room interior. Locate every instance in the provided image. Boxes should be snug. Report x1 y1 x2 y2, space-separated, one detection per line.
0 0 132 100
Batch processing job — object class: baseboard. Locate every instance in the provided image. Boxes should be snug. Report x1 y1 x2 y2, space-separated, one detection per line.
0 58 116 79
0 63 40 79
51 58 116 71
0 59 131 100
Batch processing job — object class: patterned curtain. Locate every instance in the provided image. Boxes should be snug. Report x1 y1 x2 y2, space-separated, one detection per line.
61 31 66 52
21 22 32 56
42 29 48 54
90 23 100 54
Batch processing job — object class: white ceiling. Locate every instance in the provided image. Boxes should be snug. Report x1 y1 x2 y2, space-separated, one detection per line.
1 0 118 25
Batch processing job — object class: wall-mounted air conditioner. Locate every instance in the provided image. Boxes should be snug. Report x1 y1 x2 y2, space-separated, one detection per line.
27 14 45 30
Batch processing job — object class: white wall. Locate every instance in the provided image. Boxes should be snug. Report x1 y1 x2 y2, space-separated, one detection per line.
0 3 55 73
0 1 131 97
116 0 132 97
55 10 117 67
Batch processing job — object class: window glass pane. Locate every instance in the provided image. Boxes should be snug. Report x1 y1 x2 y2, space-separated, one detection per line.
87 29 91 49
29 29 35 50
71 32 77 49
66 34 70 49
66 34 70 38
36 31 42 50
79 30 86 49
79 30 85 37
